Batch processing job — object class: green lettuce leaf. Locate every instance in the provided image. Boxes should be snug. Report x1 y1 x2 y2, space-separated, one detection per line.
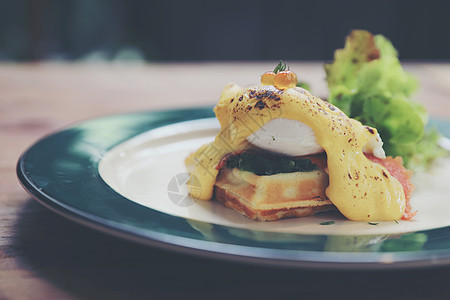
386 128 447 171
361 94 425 144
325 30 444 168
325 30 381 91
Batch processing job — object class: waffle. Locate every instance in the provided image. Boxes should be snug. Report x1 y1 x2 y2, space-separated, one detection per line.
214 167 334 221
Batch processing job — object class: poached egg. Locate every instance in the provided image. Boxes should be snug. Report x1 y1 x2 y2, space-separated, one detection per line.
247 118 386 159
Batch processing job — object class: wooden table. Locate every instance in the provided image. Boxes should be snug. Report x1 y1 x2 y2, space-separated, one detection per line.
1 62 450 299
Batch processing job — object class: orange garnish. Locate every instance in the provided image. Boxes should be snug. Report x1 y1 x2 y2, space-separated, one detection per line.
261 61 298 90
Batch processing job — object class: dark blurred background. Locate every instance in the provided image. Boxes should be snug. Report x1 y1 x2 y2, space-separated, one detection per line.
1 0 450 62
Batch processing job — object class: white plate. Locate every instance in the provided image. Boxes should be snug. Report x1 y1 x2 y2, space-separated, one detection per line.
18 108 450 269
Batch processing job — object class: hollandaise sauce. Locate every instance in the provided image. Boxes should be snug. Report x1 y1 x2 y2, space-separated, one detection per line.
185 83 406 221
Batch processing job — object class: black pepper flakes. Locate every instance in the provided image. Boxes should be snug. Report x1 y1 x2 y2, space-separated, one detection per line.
255 100 266 109
248 88 282 102
365 126 375 134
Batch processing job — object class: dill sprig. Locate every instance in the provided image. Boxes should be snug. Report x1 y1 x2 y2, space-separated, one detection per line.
320 220 335 225
273 60 288 73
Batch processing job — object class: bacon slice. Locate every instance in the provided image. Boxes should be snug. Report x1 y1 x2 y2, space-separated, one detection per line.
365 154 416 220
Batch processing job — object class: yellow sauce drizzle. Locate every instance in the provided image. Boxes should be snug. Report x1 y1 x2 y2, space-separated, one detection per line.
185 84 405 221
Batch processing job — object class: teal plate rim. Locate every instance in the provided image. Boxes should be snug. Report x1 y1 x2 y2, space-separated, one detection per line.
16 107 450 270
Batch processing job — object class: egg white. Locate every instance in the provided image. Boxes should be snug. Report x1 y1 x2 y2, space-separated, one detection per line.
247 118 385 159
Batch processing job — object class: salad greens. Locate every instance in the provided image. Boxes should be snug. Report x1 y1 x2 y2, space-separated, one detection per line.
325 30 445 169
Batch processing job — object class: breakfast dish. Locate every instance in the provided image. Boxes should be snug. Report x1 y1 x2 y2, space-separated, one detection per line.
185 63 414 222
16 29 450 268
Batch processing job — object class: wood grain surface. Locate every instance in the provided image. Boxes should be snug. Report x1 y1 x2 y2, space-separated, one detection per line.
1 62 450 299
